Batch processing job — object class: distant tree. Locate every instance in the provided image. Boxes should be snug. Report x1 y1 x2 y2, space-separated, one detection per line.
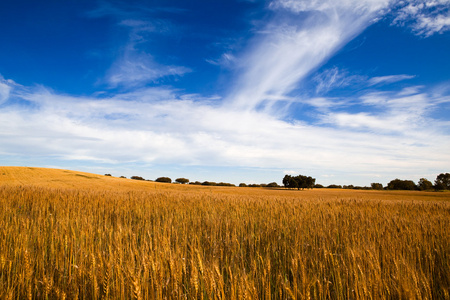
326 184 342 189
434 173 450 190
418 178 433 191
104 174 112 176
248 184 262 187
175 178 189 184
314 184 324 188
156 177 172 183
283 175 298 189
304 176 316 189
343 185 354 189
353 186 371 190
266 182 279 188
217 182 235 187
120 176 127 179
189 181 202 185
201 181 216 186
283 174 315 190
239 183 247 187
387 179 417 190
371 183 383 190
131 176 145 181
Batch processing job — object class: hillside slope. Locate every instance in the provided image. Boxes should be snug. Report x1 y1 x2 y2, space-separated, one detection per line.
0 166 161 191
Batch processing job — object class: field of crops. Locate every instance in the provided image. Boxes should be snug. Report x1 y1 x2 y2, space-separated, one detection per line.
1 167 449 299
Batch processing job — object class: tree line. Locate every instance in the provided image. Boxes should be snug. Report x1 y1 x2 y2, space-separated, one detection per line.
106 172 450 191
311 173 450 191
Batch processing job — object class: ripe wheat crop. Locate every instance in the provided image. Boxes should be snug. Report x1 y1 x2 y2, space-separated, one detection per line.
0 167 449 299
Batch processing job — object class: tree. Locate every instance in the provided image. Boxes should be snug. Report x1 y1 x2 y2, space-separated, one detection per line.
156 177 172 183
387 179 416 190
418 178 433 191
434 173 450 190
201 181 216 186
175 178 189 184
131 176 145 181
326 184 342 189
239 183 247 187
104 174 112 176
371 183 383 190
248 184 261 187
283 174 315 190
217 182 235 186
266 182 279 188
283 175 298 189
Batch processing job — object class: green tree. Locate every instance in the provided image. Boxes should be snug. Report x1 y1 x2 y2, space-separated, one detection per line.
418 178 433 191
434 173 450 190
326 184 342 189
201 181 216 186
371 183 383 190
175 178 189 184
283 174 315 190
387 179 416 190
283 175 298 189
156 177 172 183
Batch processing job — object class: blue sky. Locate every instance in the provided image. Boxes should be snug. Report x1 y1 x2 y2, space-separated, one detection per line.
1 0 449 186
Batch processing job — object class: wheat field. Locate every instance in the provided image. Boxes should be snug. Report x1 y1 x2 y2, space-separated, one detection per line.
0 167 449 299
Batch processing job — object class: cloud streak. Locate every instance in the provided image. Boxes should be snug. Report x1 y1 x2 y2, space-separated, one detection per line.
368 74 416 86
227 0 391 111
106 46 191 88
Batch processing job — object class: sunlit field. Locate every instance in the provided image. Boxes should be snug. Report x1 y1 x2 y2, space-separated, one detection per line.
1 167 449 299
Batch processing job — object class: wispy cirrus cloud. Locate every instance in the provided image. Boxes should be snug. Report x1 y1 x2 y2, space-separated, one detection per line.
368 74 416 86
393 0 450 36
89 2 191 89
0 76 19 105
227 0 391 111
106 46 191 88
313 67 366 94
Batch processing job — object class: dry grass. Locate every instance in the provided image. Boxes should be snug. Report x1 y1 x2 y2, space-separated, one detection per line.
0 166 449 299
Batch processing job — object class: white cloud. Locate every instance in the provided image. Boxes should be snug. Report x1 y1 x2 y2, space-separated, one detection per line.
1 80 449 186
0 76 17 105
270 0 391 13
106 47 191 88
393 0 450 36
322 90 450 137
227 0 391 111
205 53 236 68
313 67 366 94
89 2 190 88
368 74 415 86
415 14 450 36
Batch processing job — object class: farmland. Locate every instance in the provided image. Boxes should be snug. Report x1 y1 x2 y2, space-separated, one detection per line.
1 167 449 299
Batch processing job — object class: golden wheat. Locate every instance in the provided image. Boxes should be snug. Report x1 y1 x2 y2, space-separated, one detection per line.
0 167 449 299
